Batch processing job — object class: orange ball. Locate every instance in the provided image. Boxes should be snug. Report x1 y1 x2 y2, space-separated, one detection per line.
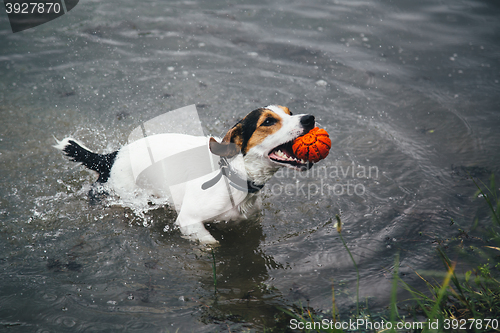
292 127 331 162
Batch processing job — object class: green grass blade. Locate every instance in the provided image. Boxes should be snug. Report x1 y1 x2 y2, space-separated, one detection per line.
336 214 360 317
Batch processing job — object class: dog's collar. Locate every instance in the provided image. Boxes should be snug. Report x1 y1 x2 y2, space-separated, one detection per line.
201 157 264 193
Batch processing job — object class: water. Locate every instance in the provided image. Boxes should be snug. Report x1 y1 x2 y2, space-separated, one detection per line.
1 0 500 331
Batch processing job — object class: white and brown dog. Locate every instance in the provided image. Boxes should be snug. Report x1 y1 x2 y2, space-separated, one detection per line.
55 105 318 244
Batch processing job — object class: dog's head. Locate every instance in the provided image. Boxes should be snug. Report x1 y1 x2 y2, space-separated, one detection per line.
209 105 317 181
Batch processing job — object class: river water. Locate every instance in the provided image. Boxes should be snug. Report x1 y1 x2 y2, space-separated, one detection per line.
1 0 499 331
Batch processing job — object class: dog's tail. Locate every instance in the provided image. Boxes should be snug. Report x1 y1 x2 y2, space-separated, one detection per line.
54 137 118 183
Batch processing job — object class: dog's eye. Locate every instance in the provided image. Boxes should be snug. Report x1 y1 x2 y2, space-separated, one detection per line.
261 117 277 126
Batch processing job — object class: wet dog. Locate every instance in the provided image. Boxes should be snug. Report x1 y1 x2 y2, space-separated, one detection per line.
55 105 316 244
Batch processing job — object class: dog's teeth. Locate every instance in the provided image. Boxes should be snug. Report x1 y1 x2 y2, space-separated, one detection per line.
273 149 308 163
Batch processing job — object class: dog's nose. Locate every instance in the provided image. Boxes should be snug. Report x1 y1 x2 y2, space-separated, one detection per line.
300 115 315 131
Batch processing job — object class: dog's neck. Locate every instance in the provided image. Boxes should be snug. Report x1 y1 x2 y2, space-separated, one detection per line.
240 154 280 186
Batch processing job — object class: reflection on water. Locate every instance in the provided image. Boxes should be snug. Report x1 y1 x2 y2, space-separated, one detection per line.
1 0 500 331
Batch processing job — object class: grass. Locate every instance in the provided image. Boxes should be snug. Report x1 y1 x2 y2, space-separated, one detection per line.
335 214 360 317
211 248 218 293
280 173 500 332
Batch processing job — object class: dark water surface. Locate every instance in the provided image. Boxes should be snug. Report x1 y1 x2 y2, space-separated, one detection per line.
1 0 500 331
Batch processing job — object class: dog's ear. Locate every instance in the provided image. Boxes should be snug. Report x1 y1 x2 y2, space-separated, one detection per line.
209 138 241 158
209 123 242 158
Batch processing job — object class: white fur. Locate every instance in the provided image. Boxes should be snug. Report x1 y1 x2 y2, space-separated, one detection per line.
243 105 308 184
56 105 314 245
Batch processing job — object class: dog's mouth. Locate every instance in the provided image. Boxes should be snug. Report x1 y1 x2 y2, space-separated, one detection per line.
268 141 313 171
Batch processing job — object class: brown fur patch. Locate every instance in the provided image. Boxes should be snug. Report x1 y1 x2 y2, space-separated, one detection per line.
209 123 243 157
277 105 292 115
222 123 243 147
244 109 283 153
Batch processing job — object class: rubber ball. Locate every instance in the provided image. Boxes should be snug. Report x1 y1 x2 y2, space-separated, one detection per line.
292 127 331 162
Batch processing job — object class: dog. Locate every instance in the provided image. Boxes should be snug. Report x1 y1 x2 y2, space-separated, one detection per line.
55 105 317 244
